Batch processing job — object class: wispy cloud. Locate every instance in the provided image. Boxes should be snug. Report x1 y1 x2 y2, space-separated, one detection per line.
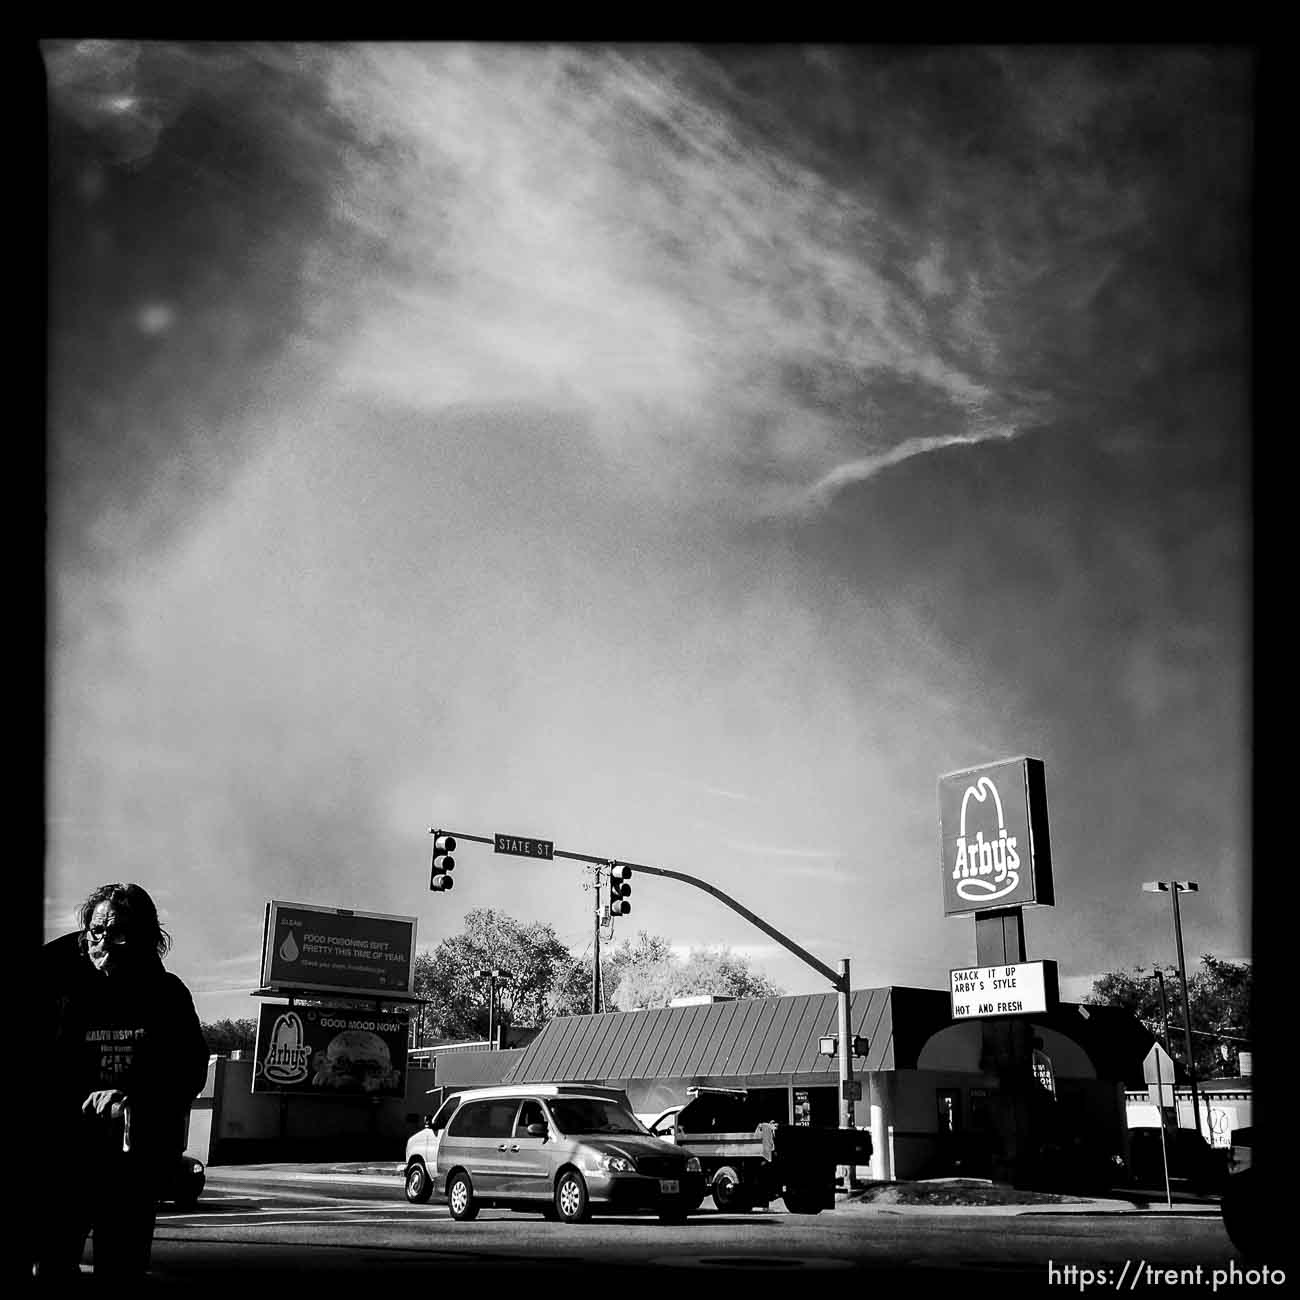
799 424 1023 509
304 44 1046 518
722 841 851 880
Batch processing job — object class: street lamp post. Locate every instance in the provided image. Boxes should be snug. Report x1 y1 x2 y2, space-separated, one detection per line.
1142 881 1204 1139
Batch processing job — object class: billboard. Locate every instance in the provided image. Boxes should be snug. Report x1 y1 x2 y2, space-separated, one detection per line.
949 959 1059 1019
938 757 1054 916
260 901 417 996
252 1003 409 1096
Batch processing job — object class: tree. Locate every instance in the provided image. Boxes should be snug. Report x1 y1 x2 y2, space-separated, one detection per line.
1192 954 1253 1075
612 941 783 1011
411 916 786 1037
549 953 601 1019
549 930 676 1017
201 1017 256 1055
1083 954 1252 1079
411 908 578 1043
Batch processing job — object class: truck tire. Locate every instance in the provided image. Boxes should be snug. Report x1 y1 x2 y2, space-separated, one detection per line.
711 1167 751 1212
781 1189 824 1215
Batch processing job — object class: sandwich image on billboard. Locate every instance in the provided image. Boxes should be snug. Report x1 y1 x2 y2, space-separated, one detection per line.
253 1004 409 1096
938 757 1054 916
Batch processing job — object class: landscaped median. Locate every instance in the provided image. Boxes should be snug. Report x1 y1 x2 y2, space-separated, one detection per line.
835 1178 1156 1213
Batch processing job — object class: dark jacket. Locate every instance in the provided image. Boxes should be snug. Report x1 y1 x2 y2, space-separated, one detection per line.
43 931 210 1165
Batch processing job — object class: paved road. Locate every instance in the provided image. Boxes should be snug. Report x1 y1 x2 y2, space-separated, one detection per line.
124 1167 1258 1291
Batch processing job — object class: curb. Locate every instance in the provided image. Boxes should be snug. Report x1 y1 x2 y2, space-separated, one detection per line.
205 1166 1216 1215
835 1198 1216 1217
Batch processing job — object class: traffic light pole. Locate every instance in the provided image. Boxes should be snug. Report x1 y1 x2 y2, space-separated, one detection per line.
432 828 859 1168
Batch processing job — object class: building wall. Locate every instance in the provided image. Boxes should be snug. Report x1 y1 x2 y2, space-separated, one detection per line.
191 1058 440 1165
876 1061 1128 1181
885 1068 973 1178
1125 1087 1251 1149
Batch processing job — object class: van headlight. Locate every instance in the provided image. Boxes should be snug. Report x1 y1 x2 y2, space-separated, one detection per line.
685 1156 701 1174
592 1153 636 1173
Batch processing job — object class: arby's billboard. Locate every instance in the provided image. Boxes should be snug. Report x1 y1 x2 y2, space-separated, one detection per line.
938 757 1054 917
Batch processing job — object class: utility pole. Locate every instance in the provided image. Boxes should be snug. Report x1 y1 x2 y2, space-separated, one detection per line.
591 867 602 1014
1169 884 1204 1139
472 968 508 1048
838 957 856 1191
1143 881 1204 1139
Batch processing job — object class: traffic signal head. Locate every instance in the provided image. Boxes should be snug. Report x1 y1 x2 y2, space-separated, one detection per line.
430 833 457 892
851 1034 870 1058
609 863 632 916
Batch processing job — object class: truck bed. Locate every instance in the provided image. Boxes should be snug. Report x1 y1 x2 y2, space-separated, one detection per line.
674 1122 868 1165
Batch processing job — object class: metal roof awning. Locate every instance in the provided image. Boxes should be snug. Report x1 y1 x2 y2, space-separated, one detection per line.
504 987 934 1086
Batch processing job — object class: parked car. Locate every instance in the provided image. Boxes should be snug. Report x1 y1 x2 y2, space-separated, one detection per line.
158 1154 206 1209
404 1084 706 1223
1126 1126 1229 1195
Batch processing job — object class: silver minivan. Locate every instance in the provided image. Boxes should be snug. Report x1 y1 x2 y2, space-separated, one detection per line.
404 1084 706 1223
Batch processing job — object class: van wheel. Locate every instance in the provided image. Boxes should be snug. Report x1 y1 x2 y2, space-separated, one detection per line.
712 1167 750 1212
405 1161 433 1204
447 1171 479 1221
554 1170 591 1224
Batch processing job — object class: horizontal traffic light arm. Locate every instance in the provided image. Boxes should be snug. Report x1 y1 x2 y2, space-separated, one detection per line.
428 828 846 993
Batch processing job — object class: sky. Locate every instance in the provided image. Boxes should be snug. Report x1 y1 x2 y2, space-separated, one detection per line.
42 42 1253 1026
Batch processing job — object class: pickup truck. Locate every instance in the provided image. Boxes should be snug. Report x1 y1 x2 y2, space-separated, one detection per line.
646 1087 872 1214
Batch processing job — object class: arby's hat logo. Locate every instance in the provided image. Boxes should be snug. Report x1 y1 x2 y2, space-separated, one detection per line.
938 757 1054 917
951 776 1021 902
262 1010 312 1084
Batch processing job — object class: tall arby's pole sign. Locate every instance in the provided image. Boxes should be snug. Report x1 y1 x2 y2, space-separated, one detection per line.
939 757 1054 917
938 756 1056 1184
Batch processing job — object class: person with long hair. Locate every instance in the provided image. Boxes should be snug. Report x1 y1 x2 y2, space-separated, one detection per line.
35 883 209 1281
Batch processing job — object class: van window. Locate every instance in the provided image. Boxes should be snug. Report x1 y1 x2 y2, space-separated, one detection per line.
448 1099 520 1139
514 1100 547 1137
429 1096 459 1135
546 1097 645 1136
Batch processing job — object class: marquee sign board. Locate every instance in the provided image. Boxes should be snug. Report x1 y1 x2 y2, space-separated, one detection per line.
938 757 1054 916
260 901 417 997
949 959 1059 1019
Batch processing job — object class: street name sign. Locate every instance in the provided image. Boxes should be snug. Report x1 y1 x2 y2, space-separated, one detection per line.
949 959 1058 1019
494 833 555 860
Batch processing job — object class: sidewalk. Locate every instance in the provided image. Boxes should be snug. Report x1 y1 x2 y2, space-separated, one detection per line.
204 1165 1220 1215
